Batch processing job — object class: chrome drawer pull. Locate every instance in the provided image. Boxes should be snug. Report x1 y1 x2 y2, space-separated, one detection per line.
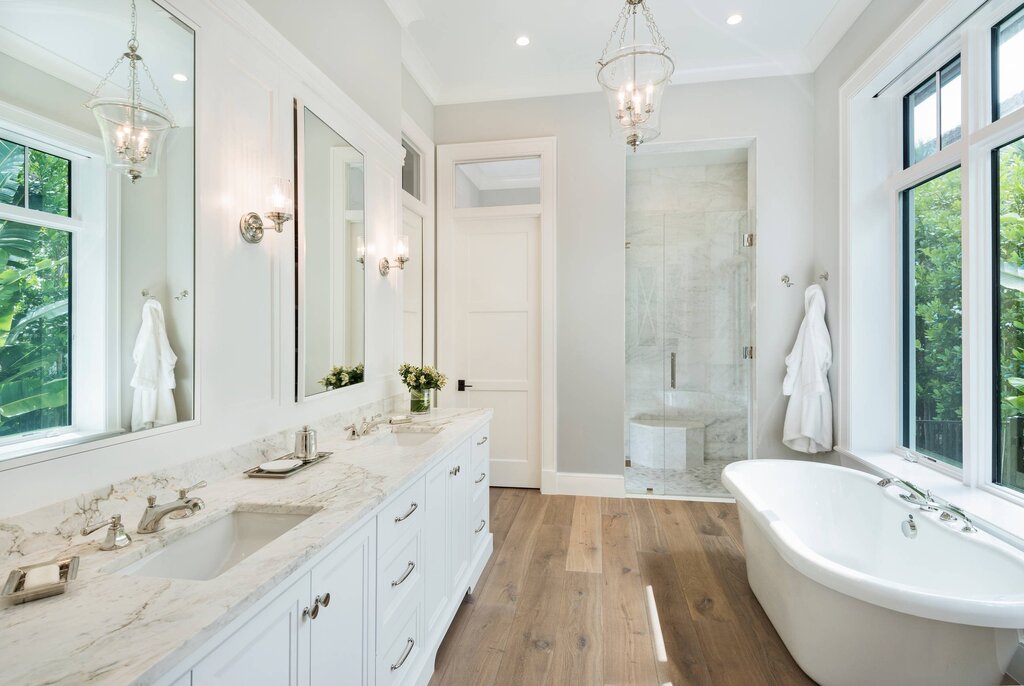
475 472 486 484
475 519 486 534
392 561 416 587
476 436 488 446
391 638 414 671
394 502 418 523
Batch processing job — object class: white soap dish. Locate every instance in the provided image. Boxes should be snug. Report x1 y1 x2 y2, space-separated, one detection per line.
259 459 303 473
2 556 79 605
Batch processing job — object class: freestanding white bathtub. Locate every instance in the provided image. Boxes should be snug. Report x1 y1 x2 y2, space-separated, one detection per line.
722 460 1024 686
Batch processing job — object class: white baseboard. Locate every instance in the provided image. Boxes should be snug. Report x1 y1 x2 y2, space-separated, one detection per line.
542 470 625 497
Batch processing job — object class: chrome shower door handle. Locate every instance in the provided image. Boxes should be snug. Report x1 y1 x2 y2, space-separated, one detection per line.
670 352 677 389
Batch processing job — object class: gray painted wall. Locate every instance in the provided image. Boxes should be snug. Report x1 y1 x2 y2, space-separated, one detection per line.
402 67 434 138
436 75 817 475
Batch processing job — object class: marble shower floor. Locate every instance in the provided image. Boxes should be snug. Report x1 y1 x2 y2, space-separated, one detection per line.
624 460 735 498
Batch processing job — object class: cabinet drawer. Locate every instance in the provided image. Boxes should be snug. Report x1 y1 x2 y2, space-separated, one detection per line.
377 530 422 639
377 604 421 686
471 425 490 472
378 477 425 558
471 496 489 556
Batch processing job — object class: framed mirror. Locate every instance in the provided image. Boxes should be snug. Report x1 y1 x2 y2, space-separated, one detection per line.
295 100 365 400
0 0 195 466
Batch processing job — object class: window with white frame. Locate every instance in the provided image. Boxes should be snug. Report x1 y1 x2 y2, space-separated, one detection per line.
0 133 73 442
892 1 1024 494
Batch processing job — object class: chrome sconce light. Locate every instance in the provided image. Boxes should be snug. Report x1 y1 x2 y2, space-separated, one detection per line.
378 235 410 276
356 236 366 266
240 177 294 244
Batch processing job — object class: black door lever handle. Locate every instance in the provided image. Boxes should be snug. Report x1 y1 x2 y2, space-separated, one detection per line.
458 379 473 392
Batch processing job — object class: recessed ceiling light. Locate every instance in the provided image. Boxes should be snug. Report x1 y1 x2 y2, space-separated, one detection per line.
515 35 530 47
172 73 189 82
726 14 743 26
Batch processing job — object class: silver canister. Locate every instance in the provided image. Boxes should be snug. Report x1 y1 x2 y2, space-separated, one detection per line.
294 425 318 461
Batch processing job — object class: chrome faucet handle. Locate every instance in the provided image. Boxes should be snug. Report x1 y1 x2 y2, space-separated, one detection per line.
176 480 207 499
343 423 359 440
80 514 132 551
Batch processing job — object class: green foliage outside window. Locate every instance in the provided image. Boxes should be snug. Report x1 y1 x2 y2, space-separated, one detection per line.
997 139 1024 488
907 168 963 464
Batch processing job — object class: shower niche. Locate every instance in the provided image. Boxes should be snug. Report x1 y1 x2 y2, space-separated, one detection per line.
624 143 756 498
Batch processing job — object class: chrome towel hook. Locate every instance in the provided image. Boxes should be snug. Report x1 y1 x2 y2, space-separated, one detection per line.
781 275 793 288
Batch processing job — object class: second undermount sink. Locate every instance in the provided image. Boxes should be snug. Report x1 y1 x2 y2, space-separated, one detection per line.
377 427 443 448
121 510 311 581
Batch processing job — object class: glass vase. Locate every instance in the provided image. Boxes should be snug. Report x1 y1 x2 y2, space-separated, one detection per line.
410 389 431 414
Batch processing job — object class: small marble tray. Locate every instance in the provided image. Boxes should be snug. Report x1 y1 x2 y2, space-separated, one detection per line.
2 556 79 605
244 451 333 479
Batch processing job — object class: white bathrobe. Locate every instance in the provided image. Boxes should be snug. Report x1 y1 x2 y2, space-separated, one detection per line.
131 299 178 432
783 285 833 453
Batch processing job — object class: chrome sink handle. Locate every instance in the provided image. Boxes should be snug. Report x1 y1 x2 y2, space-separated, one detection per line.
80 514 132 551
176 480 207 499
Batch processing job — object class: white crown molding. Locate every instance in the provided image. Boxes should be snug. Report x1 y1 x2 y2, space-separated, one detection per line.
401 29 441 105
432 59 806 106
382 0 423 29
803 0 875 71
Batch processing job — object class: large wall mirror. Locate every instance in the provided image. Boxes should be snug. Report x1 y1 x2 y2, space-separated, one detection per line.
296 101 365 400
0 0 195 465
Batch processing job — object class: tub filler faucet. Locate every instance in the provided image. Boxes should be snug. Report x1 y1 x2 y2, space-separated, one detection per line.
877 478 938 511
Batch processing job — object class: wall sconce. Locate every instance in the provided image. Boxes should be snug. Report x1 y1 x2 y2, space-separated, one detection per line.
356 235 366 266
240 177 294 244
378 235 410 276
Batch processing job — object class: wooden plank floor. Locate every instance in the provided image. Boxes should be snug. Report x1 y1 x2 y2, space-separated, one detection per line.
429 488 818 686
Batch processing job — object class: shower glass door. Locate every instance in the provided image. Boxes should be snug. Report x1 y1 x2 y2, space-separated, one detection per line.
624 146 754 498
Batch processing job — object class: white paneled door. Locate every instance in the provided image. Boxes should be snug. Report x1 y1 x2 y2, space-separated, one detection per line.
437 139 556 489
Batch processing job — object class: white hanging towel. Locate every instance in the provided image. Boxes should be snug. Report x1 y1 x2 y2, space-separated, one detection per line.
782 284 833 453
131 299 178 432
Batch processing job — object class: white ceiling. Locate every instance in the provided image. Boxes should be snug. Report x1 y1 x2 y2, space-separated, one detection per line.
388 0 874 105
0 0 194 125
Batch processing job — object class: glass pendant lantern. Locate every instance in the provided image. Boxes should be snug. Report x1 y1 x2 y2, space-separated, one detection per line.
87 0 176 182
596 0 674 151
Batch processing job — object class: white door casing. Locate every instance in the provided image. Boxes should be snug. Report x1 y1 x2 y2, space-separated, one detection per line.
436 138 556 490
400 113 435 368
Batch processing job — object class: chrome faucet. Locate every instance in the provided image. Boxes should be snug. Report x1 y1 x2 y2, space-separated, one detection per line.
933 502 978 533
877 478 938 510
137 481 206 534
358 414 388 436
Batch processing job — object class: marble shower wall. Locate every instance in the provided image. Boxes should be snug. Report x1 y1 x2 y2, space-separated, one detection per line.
625 155 751 465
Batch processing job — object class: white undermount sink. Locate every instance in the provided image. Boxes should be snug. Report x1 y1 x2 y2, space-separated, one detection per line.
122 510 311 581
377 427 442 448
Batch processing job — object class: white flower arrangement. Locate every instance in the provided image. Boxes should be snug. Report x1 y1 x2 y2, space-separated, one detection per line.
399 363 447 392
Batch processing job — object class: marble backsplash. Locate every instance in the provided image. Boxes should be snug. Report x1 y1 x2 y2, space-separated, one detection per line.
0 394 405 561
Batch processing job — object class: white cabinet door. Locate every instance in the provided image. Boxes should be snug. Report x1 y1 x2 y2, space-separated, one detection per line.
423 457 449 634
193 575 309 686
310 519 375 686
447 439 472 594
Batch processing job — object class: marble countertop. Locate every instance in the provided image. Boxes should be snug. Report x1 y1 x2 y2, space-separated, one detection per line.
0 407 491 686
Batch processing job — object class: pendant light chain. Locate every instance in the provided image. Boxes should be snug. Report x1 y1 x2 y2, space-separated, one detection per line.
87 0 175 126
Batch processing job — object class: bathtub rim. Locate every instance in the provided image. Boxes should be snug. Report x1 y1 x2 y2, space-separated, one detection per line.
723 459 1024 629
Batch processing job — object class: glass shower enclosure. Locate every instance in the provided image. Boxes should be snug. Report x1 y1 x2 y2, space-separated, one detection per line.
624 144 755 498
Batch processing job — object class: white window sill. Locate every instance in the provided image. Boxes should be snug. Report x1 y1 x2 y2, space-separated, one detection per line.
839 448 1024 550
0 429 123 462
